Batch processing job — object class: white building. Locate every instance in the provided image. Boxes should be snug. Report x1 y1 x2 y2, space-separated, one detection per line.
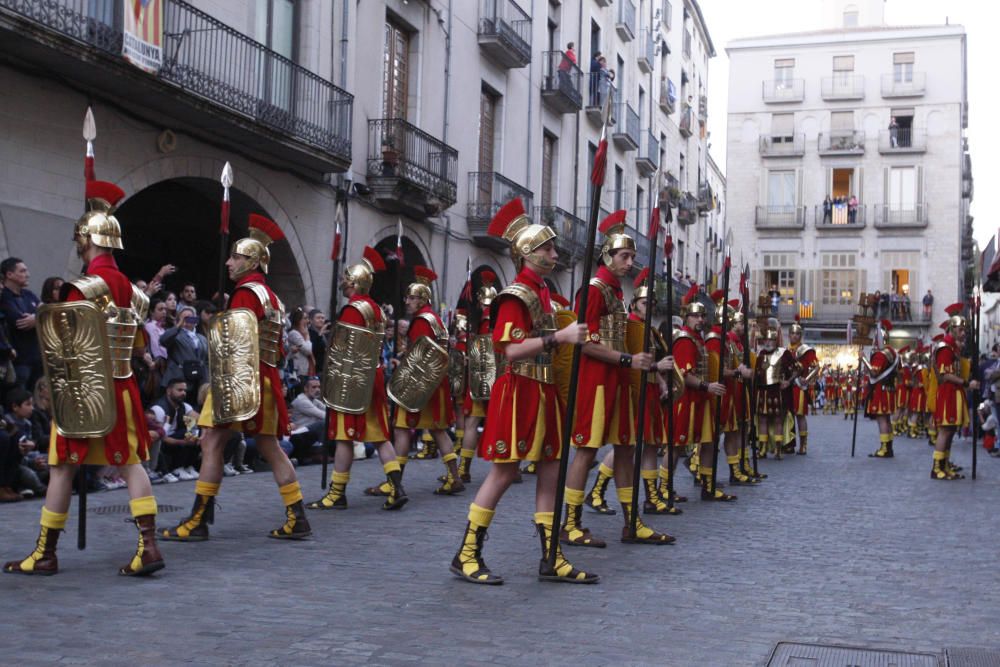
0 0 719 316
724 0 973 344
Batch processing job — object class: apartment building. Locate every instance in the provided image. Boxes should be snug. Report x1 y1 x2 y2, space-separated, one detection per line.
725 1 973 343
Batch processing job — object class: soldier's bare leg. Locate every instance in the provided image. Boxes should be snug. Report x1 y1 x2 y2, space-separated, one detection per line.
795 414 808 454
196 427 230 485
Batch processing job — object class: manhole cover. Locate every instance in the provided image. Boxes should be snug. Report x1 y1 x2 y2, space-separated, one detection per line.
768 642 939 667
89 504 184 515
946 647 1000 667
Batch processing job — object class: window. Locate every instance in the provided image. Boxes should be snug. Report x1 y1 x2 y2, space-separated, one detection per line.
614 165 624 210
888 167 916 211
893 52 914 83
635 185 645 231
774 58 795 88
832 55 855 89
771 113 794 142
767 170 795 209
256 0 296 109
830 111 855 147
843 7 859 28
833 55 854 72
383 18 410 120
762 253 796 305
820 253 857 306
541 132 556 208
478 86 498 174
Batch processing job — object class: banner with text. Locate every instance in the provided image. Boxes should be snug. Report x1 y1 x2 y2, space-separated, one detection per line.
122 0 163 73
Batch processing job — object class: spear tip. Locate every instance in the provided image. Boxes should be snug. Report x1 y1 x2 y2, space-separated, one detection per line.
83 107 96 142
221 161 234 188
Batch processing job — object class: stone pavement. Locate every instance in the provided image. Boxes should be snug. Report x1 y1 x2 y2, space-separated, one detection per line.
2 414 999 666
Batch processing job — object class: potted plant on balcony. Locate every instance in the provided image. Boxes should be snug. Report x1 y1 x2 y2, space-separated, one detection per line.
381 134 399 172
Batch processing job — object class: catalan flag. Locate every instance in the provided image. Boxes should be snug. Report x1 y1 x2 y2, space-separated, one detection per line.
122 0 163 74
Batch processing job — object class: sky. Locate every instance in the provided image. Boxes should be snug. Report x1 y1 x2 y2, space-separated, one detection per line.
699 0 997 250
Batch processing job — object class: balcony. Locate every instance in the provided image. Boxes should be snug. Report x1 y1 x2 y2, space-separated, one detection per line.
541 50 583 114
638 29 655 73
881 72 926 98
821 74 865 101
0 0 353 179
585 73 617 123
755 205 806 229
679 105 694 138
616 0 636 41
683 29 692 58
477 0 531 69
878 128 927 154
698 95 708 122
635 130 659 177
697 182 714 214
467 172 533 250
874 203 928 229
818 131 865 155
539 206 586 267
612 101 640 151
815 204 866 230
762 79 805 104
631 218 652 271
759 134 806 157
677 194 699 226
659 79 676 114
366 118 458 219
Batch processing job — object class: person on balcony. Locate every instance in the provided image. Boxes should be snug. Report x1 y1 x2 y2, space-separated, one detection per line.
888 117 899 148
848 195 858 224
822 195 832 225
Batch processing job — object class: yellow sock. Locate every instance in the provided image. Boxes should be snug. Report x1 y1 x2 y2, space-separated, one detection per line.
564 487 585 507
598 462 614 478
726 454 739 465
278 481 303 506
468 503 494 529
40 507 68 530
698 465 713 478
933 450 947 461
615 486 634 505
442 452 458 464
640 469 658 482
460 448 474 460
383 460 401 475
129 496 158 518
534 510 554 528
658 464 671 485
395 455 408 467
331 471 350 485
880 433 891 443
195 481 220 497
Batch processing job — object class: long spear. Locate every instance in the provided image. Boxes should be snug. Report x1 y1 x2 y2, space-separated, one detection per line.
217 162 233 311
320 202 345 489
664 204 678 512
849 331 865 458
738 263 758 477
548 94 614 569
628 173 665 538
972 288 981 479
709 251 732 495
78 106 97 550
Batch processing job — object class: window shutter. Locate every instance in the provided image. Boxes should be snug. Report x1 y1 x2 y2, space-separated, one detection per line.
893 52 915 65
833 55 854 71
882 269 892 292
772 113 794 136
857 167 864 203
775 58 795 68
831 111 854 131
916 165 924 204
883 167 890 220
859 268 867 296
825 167 833 197
796 168 803 206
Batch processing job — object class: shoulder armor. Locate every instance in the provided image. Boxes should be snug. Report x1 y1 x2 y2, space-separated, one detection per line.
131 284 149 321
241 282 284 367
589 278 626 315
673 329 695 345
70 275 112 310
499 283 544 326
417 311 448 342
349 300 379 330
795 344 814 360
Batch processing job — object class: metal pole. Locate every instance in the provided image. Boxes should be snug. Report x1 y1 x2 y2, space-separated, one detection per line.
850 344 864 457
972 291 981 479
709 254 731 495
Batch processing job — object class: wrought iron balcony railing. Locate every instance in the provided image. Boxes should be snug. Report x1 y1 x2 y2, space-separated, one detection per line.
541 50 583 114
818 131 865 154
612 101 640 151
679 105 694 138
659 79 676 114
755 205 806 229
477 0 531 69
367 118 458 206
815 204 866 228
0 0 354 165
821 74 865 100
881 72 926 98
467 171 533 224
878 128 927 153
539 206 586 265
874 203 928 228
586 72 617 120
762 79 805 103
636 130 659 176
759 134 806 157
616 0 636 41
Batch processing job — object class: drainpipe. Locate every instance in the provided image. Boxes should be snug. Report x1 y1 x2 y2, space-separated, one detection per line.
339 0 349 87
525 0 535 197
438 0 454 305
569 1 583 293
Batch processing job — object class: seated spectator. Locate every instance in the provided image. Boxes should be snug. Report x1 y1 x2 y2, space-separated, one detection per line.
289 376 326 463
150 378 200 481
160 305 208 395
3 388 47 498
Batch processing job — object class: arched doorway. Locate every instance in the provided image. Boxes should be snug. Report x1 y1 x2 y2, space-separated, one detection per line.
114 178 306 307
370 236 427 322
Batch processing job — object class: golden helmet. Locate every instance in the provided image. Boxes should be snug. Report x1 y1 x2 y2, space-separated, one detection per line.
487 198 557 270
478 270 498 307
454 308 469 334
681 283 706 317
76 180 125 250
232 214 285 277
407 265 437 303
631 267 651 305
789 315 804 335
729 299 746 326
343 246 386 295
598 210 636 268
944 302 968 331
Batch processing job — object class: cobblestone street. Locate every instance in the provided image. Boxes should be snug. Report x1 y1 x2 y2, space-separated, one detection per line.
2 413 999 666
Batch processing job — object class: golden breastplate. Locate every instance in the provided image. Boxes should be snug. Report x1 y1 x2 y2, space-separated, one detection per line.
500 283 557 384
591 278 627 353
243 282 285 367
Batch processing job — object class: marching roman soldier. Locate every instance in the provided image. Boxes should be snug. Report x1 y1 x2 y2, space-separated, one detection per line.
674 284 734 500
307 247 407 511
5 180 164 576
892 347 911 437
908 345 929 438
383 266 462 494
163 214 311 542
788 317 818 455
705 295 756 485
866 320 898 459
931 304 978 480
450 198 598 585
753 319 796 461
456 271 500 483
561 211 673 547
841 368 856 419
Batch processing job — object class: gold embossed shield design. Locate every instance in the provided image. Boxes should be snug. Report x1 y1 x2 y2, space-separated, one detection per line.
208 309 260 424
37 301 116 438
322 320 382 414
387 335 449 412
468 334 497 402
448 347 466 399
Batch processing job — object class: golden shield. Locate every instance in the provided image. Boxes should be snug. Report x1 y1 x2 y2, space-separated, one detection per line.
468 334 498 402
552 309 578 406
37 301 116 438
323 320 382 414
387 335 449 412
208 308 261 424
448 347 466 399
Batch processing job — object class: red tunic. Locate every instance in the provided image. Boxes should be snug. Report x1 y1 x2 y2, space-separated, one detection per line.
197 272 290 436
753 347 794 416
865 348 896 417
909 367 928 413
462 310 490 418
327 295 391 443
706 330 746 433
824 374 837 402
49 253 151 467
933 340 968 427
789 344 817 416
395 305 455 429
571 266 632 448
480 267 562 462
895 367 911 411
628 312 665 443
673 326 713 445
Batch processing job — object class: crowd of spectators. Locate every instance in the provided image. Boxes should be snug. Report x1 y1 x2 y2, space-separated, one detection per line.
0 254 415 502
